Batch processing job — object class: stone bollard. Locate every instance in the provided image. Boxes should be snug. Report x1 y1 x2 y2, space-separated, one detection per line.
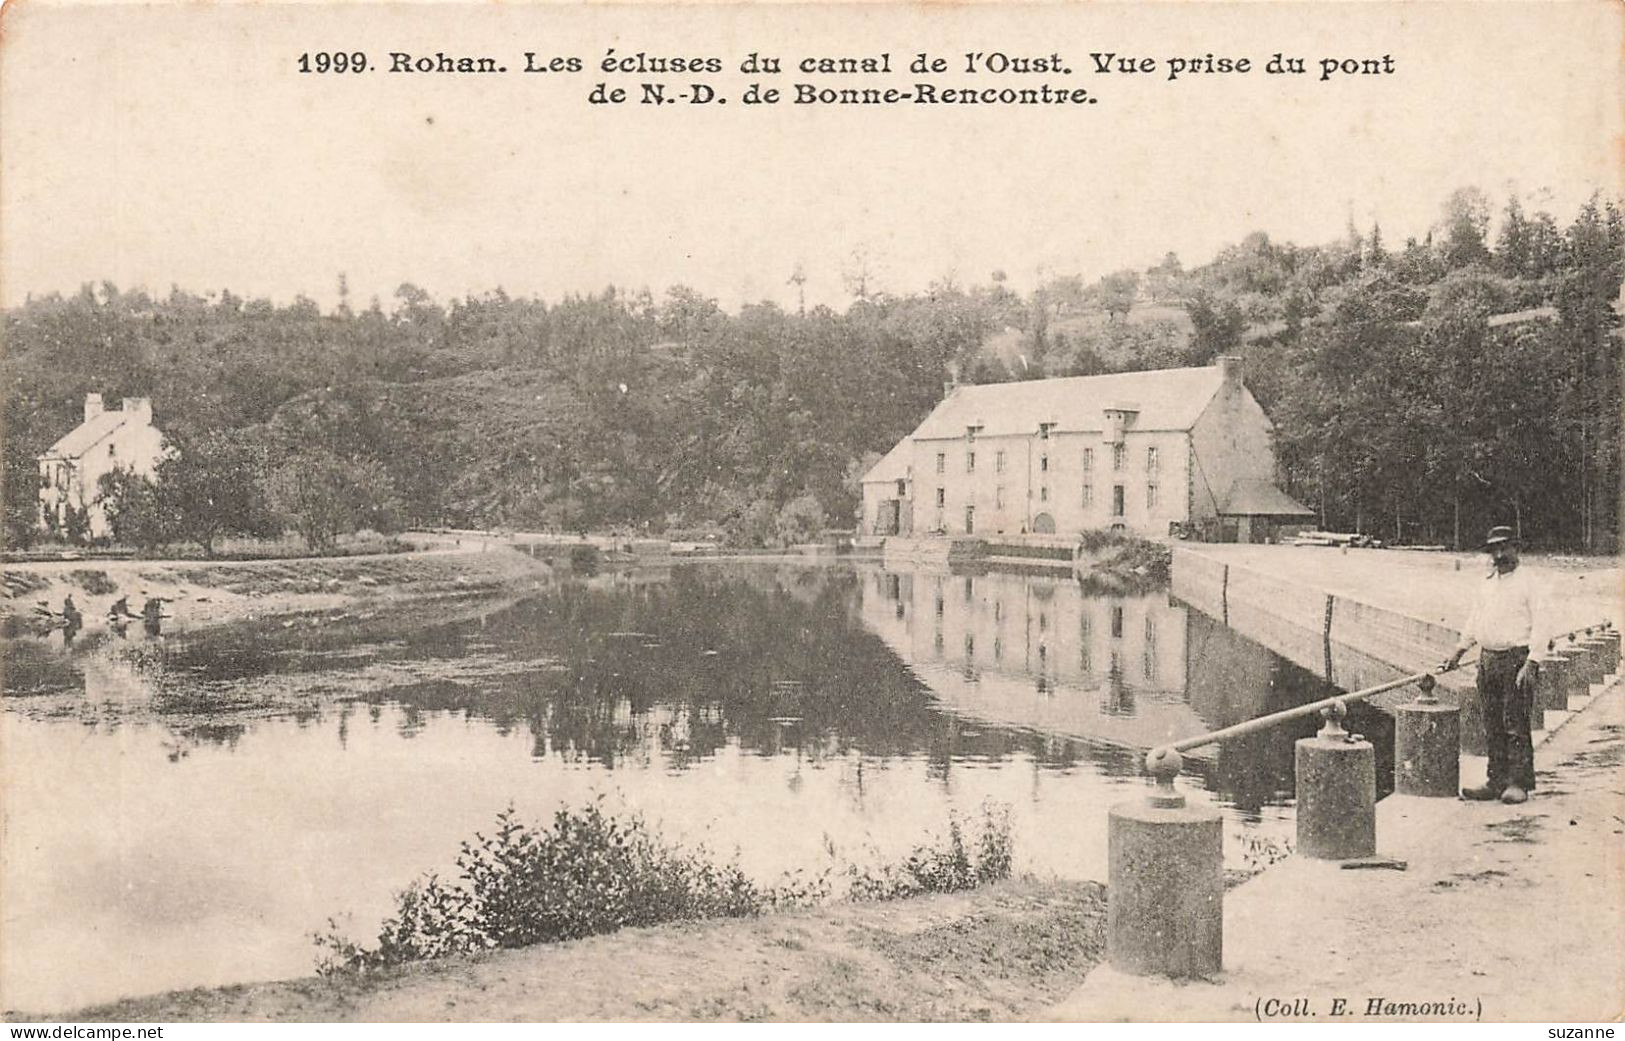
1554 644 1592 702
1295 701 1376 859
1394 675 1460 797
1578 636 1610 687
1535 652 1572 713
1108 748 1223 978
1597 628 1621 673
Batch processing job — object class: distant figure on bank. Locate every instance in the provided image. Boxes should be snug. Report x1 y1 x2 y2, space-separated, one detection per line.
60 594 82 642
142 596 165 637
1440 526 1546 805
108 595 133 619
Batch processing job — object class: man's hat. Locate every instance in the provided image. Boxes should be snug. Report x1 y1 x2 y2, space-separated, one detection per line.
1483 525 1519 549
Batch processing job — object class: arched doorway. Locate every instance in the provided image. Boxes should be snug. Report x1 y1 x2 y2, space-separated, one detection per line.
1032 512 1056 534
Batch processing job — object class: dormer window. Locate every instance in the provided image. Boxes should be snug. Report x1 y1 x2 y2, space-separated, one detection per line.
965 424 983 442
1038 421 1056 440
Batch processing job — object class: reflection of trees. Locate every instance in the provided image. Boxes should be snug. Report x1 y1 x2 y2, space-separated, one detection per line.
238 564 983 771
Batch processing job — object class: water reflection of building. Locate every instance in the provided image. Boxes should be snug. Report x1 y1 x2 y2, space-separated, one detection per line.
858 566 1213 751
856 563 1395 808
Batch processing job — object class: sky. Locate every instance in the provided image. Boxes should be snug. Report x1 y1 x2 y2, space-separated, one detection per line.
2 1 1620 314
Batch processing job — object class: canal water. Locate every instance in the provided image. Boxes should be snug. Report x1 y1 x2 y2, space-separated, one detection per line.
1 562 1395 1012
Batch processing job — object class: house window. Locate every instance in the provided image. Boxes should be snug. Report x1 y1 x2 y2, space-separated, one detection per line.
1040 486 1049 502
965 634 975 658
966 452 976 473
1147 483 1159 509
1082 482 1094 507
1040 454 1049 472
995 449 1006 474
936 453 945 475
895 479 906 497
1082 447 1094 471
1146 446 1159 473
1112 444 1126 471
995 486 1005 508
1112 485 1125 517
935 487 945 507
1038 421 1056 440
108 444 116 457
1111 605 1124 638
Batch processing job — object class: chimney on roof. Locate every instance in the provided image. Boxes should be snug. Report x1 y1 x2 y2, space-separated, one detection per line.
84 393 104 423
1217 355 1243 390
123 397 153 424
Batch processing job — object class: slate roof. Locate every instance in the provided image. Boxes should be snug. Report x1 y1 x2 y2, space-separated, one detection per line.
860 439 913 485
1220 478 1314 517
42 411 131 459
909 365 1228 440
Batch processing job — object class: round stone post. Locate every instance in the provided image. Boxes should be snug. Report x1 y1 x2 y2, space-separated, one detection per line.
1108 748 1223 978
1577 635 1610 687
1535 651 1571 713
1554 644 1591 702
1295 701 1376 859
1394 675 1460 797
1597 628 1621 675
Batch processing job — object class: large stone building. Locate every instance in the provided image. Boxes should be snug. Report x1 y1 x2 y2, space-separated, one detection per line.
38 393 166 539
860 358 1311 542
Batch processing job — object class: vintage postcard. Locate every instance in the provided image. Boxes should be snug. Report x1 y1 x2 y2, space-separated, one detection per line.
2 0 1621 1025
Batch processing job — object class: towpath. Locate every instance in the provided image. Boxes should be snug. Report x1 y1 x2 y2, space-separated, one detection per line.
1187 543 1619 638
1049 674 1625 1022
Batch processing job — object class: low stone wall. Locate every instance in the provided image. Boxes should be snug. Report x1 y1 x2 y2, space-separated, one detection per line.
1172 546 1466 700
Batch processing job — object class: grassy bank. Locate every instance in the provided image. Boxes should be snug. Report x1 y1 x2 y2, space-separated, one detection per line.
43 878 1106 1023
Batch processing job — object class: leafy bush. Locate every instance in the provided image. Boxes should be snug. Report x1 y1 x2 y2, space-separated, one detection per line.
316 803 762 975
316 800 1015 976
846 803 1013 901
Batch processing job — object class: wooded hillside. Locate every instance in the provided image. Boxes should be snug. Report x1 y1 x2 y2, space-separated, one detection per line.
5 188 1619 551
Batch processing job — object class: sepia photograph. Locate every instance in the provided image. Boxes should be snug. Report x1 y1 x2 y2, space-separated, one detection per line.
1 0 1621 1025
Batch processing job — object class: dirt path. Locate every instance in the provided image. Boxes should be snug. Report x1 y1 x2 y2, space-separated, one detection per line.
32 880 1105 1023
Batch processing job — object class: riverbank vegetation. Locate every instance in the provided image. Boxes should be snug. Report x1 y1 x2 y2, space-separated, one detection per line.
314 801 1014 977
5 187 1618 552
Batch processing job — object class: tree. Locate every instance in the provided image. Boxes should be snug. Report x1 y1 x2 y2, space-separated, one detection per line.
265 448 402 551
153 429 274 556
96 468 166 549
775 493 827 547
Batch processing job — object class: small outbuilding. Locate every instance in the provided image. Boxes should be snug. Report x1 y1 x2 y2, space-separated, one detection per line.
1216 478 1314 544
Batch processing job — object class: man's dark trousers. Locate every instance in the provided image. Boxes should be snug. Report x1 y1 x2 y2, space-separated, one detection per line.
1478 646 1535 792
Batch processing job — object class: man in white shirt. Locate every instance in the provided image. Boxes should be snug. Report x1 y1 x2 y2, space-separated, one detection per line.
1441 526 1546 805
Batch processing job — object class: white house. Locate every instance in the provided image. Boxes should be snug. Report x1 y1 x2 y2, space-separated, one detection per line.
38 393 166 539
860 357 1312 542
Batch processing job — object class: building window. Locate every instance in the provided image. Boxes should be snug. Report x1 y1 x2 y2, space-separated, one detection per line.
1040 486 1049 502
1112 444 1126 471
966 452 976 473
1038 421 1056 440
936 452 946 475
1112 485 1125 517
995 486 1005 508
108 444 116 457
1082 482 1094 507
935 487 945 507
1040 454 1049 473
995 449 1006 474
1146 446 1159 473
1111 605 1124 638
895 478 906 497
1082 447 1094 471
1147 483 1159 509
